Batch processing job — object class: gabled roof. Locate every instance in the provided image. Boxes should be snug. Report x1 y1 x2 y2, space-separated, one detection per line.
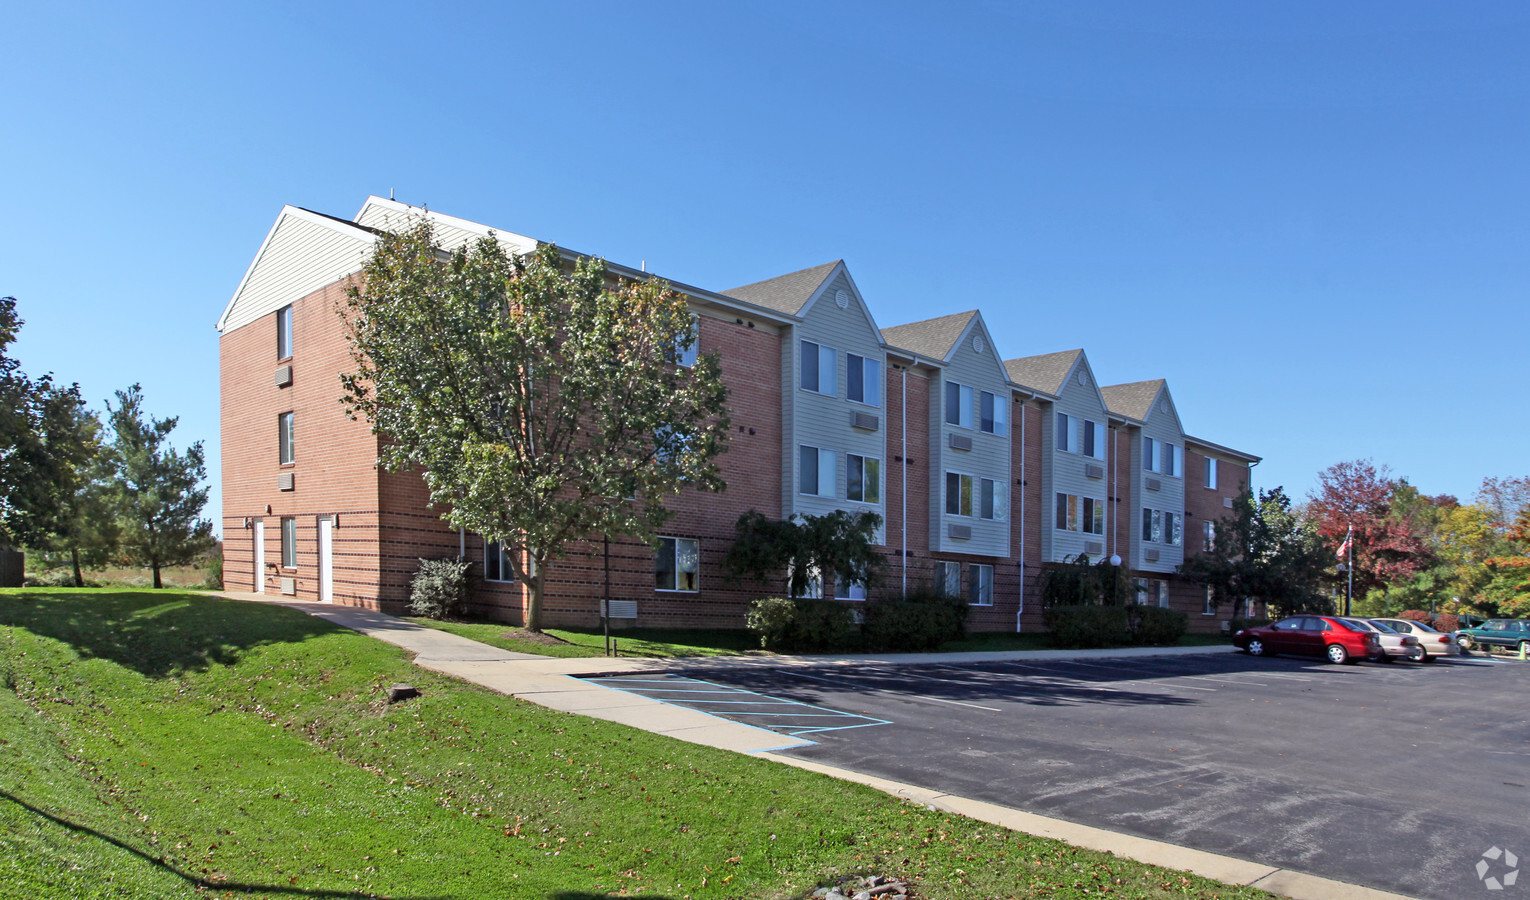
216 205 378 334
1100 379 1166 422
1004 349 1082 396
722 261 842 316
881 310 978 361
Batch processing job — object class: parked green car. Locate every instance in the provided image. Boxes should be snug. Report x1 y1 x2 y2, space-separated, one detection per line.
1455 619 1530 653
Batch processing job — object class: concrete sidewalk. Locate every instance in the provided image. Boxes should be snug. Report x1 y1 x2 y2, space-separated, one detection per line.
220 591 1412 900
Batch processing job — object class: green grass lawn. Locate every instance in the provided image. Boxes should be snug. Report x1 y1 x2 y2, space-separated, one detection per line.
406 618 767 659
0 589 1271 900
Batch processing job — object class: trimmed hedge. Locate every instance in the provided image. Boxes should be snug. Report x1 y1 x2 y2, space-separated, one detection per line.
1044 605 1129 649
746 591 970 652
746 597 856 651
1131 606 1188 645
863 590 968 651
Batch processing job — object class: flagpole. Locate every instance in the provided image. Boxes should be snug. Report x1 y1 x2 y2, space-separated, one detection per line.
1344 525 1353 617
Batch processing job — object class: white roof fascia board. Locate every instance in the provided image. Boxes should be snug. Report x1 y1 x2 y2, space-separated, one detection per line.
1185 436 1261 464
216 205 376 333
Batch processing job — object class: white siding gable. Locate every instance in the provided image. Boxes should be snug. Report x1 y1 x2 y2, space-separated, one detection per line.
355 196 538 257
931 314 1011 558
217 207 375 335
1044 353 1113 563
1133 384 1187 574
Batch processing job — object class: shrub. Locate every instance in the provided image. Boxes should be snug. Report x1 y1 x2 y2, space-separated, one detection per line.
1130 606 1188 645
1433 613 1459 634
1398 609 1433 624
746 597 856 652
203 552 224 590
863 589 968 651
1229 617 1271 634
408 558 475 619
1044 605 1129 649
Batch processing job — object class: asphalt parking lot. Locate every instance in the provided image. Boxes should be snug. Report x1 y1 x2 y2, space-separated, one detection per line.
595 651 1529 900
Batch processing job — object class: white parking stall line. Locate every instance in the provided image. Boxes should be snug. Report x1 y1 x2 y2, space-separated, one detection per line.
588 674 892 736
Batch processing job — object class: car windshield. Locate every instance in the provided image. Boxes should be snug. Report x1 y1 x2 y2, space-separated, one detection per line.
1336 619 1371 633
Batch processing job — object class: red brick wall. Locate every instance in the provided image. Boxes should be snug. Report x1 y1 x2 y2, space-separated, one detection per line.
1180 449 1252 632
220 278 388 607
1014 399 1047 632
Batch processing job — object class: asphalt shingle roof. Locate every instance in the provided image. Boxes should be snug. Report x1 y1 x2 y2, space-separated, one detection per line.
1100 379 1166 421
880 310 977 361
722 261 842 316
1003 349 1082 396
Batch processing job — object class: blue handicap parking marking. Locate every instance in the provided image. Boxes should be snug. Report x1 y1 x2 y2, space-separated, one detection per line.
583 674 890 738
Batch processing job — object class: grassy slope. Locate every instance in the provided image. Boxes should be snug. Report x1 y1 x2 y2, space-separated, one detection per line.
406 619 767 659
0 589 1269 900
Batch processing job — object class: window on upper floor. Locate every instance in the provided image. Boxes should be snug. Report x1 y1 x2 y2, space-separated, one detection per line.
278 412 294 465
277 305 293 360
800 340 836 395
668 314 699 367
933 561 961 598
945 472 974 517
655 537 699 592
1203 520 1216 551
1141 508 1182 545
846 353 880 406
1144 437 1180 475
846 454 881 504
1056 413 1105 459
1205 457 1219 489
968 564 994 607
979 390 1006 434
1055 493 1104 535
979 477 1005 521
799 445 836 497
944 381 974 428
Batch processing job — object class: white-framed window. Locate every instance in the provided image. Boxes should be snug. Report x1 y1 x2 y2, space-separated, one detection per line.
655 537 699 592
800 340 836 395
1164 443 1179 476
1203 520 1215 551
1203 585 1216 615
944 381 974 428
799 445 836 497
945 472 974 516
280 517 297 568
1143 436 1155 472
278 411 295 465
1204 456 1218 489
979 391 1007 435
671 314 699 367
1141 509 1182 545
1134 577 1170 608
1055 493 1104 534
847 454 881 504
484 539 515 582
1145 437 1180 475
789 563 823 599
276 305 293 360
846 353 880 407
1057 413 1104 459
968 564 994 606
979 477 1006 521
835 565 868 601
934 561 961 597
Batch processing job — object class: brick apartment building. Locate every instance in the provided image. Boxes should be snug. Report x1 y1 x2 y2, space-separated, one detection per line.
218 197 1260 633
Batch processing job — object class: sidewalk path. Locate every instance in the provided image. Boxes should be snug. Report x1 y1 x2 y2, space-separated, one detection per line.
219 591 1412 900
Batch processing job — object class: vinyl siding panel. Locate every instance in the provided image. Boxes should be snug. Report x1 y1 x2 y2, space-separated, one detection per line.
355 201 537 256
1046 358 1113 563
220 213 373 335
1133 392 1187 574
929 328 1011 558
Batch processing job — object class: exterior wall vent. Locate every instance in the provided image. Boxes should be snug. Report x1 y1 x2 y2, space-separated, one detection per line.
274 365 293 387
1145 548 1161 562
1146 477 1162 492
851 411 880 431
1085 464 1104 480
1085 541 1104 556
280 576 296 595
603 599 638 619
1223 497 1235 509
948 434 973 452
948 524 972 540
278 472 295 492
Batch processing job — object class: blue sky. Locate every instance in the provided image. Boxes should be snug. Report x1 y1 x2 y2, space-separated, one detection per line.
3 2 1526 535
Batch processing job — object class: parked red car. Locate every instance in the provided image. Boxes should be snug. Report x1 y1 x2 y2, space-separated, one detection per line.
1233 615 1383 664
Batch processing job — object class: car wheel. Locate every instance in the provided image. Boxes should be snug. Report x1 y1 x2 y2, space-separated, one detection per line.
1326 643 1350 665
1420 652 1438 663
1458 634 1476 651
1519 640 1530 658
1246 638 1268 657
1408 645 1426 662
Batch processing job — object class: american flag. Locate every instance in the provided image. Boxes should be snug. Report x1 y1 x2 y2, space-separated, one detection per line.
1335 526 1352 561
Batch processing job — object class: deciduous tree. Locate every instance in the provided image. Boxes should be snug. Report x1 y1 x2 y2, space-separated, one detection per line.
340 222 731 631
724 509 883 600
1307 459 1431 597
105 384 215 588
1179 487 1332 617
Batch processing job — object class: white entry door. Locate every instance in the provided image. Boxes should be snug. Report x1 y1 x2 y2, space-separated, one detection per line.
317 516 334 603
252 519 265 594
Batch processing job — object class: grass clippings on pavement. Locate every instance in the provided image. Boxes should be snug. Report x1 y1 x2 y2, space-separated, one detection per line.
0 588 1272 900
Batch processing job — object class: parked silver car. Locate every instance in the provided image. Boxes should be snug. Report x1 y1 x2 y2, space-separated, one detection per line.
1340 618 1422 662
1370 617 1458 661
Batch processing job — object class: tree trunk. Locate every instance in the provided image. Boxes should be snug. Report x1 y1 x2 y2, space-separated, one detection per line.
151 559 163 589
71 547 84 588
525 571 543 632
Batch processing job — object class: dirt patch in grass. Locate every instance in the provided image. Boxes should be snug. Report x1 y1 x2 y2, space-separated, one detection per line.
496 627 570 646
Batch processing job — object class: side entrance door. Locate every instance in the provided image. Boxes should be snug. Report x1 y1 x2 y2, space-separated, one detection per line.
252 519 265 594
317 516 334 604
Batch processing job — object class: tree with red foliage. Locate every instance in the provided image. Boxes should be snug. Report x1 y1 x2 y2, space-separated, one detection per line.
1307 459 1432 598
